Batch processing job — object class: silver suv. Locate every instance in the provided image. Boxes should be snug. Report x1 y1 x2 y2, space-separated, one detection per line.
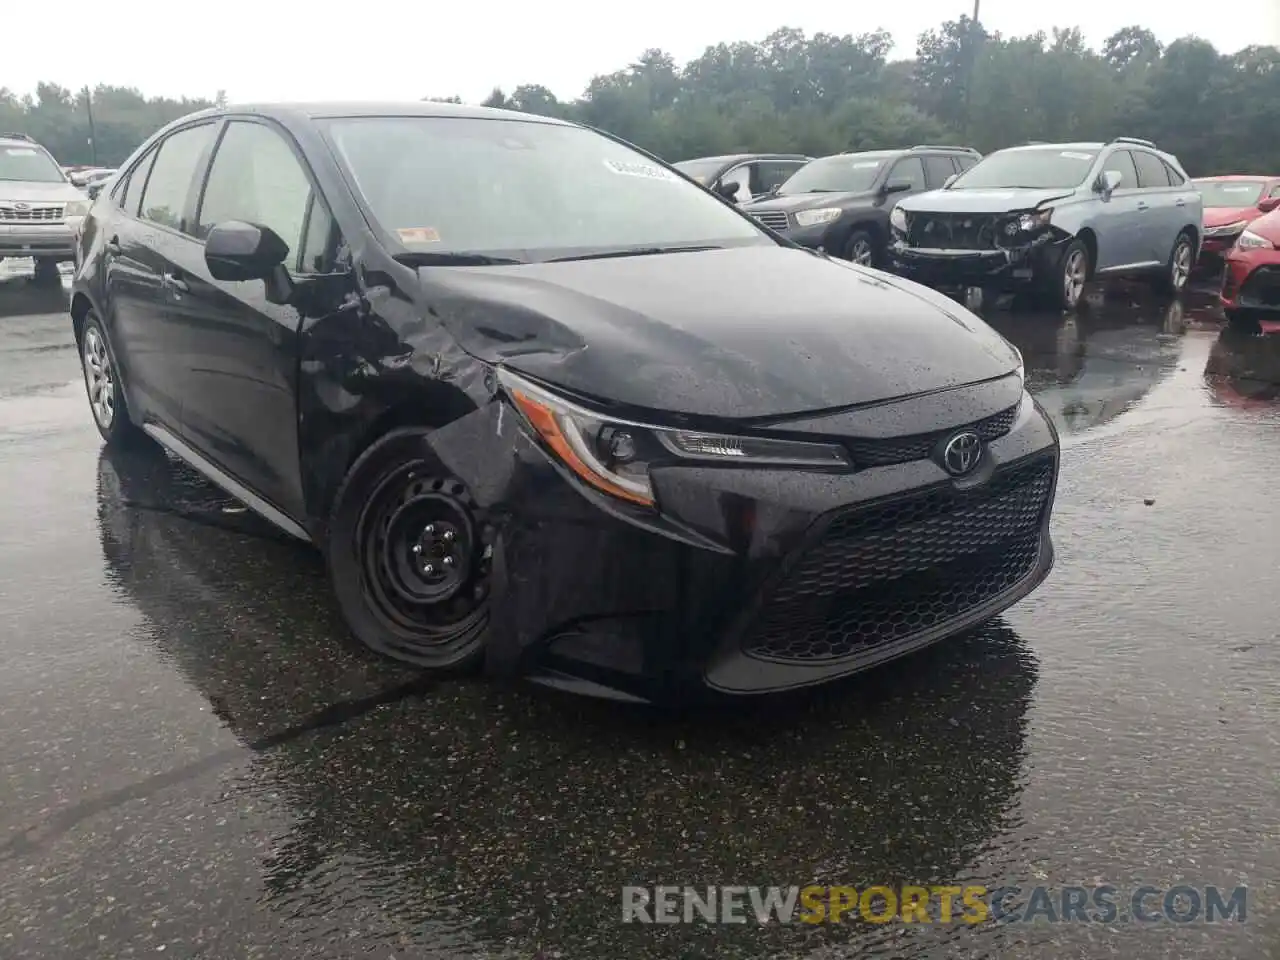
0 132 91 282
889 137 1203 310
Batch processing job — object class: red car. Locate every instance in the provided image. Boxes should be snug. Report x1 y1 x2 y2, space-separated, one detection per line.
1221 207 1280 331
1196 175 1280 267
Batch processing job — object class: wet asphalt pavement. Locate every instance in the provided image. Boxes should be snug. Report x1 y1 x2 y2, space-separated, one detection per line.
2 259 1279 960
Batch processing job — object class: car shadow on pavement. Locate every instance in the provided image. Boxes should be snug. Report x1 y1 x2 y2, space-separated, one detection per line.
72 439 1045 957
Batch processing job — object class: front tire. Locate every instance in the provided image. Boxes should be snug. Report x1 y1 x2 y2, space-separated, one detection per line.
1155 231 1195 296
1044 238 1090 311
841 229 877 268
79 314 152 448
327 430 490 670
34 257 60 285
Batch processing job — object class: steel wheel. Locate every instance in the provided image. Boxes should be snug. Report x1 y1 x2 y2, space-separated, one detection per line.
1062 247 1087 309
352 460 491 663
82 325 115 430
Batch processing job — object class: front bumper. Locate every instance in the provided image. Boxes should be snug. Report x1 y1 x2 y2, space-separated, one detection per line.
0 221 78 259
426 384 1059 702
1221 247 1280 312
1199 233 1244 267
889 235 1057 289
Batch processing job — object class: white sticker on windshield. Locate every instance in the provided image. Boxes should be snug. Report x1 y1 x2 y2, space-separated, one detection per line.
1060 151 1094 161
603 159 677 181
4 147 37 156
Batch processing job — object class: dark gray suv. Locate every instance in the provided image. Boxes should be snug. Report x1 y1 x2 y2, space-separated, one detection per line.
740 145 982 266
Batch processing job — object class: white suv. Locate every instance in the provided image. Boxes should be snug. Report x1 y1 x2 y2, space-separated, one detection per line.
0 133 91 282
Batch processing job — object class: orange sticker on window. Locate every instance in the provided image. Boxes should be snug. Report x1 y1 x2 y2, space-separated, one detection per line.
397 227 440 244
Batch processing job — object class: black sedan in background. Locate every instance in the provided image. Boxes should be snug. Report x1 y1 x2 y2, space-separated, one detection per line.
672 153 811 204
70 102 1057 703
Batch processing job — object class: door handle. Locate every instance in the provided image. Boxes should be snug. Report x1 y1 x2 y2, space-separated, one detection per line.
1175 199 1187 207
1136 202 1149 211
105 236 121 255
161 271 189 294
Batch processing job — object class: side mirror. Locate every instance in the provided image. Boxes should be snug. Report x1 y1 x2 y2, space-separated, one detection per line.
205 220 297 305
1258 196 1280 213
942 173 959 189
882 179 913 196
86 182 104 200
1096 170 1122 195
205 220 289 282
715 179 743 201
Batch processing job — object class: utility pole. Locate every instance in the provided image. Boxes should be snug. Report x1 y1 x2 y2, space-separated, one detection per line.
82 86 97 166
963 0 982 142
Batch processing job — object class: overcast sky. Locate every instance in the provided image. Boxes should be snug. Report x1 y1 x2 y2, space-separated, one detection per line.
8 1 1279 104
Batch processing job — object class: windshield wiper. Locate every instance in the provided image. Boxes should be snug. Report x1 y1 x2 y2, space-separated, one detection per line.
393 251 525 266
544 245 724 263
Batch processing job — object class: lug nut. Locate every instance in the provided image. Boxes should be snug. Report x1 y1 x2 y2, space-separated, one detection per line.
424 563 435 575
425 524 435 534
443 530 454 542
412 544 422 554
442 556 454 567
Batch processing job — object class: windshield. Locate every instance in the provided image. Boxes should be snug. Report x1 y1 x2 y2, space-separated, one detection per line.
672 159 727 185
0 144 66 183
950 148 1099 190
323 117 768 261
776 155 887 196
1196 179 1266 207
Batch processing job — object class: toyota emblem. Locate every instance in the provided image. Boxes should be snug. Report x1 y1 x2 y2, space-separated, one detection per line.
14 202 29 210
941 431 982 476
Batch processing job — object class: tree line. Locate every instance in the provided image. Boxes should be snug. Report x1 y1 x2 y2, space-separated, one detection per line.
4 20 1278 176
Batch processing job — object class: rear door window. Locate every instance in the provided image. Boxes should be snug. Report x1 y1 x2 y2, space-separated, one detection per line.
888 156 927 191
1102 150 1140 191
1132 151 1171 189
117 149 157 216
756 161 804 193
956 155 978 171
923 155 958 188
137 123 217 232
1163 161 1186 186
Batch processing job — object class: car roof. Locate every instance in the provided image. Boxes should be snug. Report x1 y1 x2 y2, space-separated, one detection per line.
677 154 809 164
1195 174 1276 182
193 100 577 127
1001 142 1105 152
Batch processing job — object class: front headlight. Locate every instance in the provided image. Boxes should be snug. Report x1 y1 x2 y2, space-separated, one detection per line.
63 200 89 218
1205 220 1248 238
1018 209 1053 232
499 368 851 507
794 207 842 228
1237 230 1275 250
889 206 907 233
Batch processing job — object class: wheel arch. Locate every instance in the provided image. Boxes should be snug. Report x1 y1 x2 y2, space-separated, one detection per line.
1074 227 1099 278
832 214 886 259
70 291 94 347
301 380 482 530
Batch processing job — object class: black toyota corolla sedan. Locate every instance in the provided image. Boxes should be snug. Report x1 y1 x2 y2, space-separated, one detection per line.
70 101 1059 703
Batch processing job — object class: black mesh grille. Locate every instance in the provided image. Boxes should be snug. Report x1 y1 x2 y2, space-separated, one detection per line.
845 405 1018 468
742 455 1054 663
907 212 1011 251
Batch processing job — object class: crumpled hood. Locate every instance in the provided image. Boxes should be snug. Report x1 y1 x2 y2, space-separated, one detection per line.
0 180 86 204
742 191 876 214
899 187 1073 215
1203 206 1260 228
418 246 1020 421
